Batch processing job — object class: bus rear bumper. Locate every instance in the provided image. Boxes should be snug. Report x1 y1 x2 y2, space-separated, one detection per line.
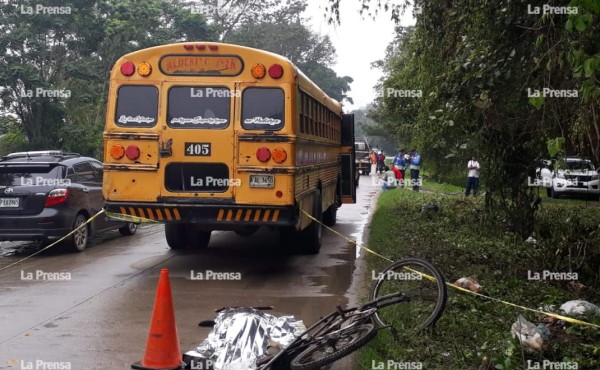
104 202 298 227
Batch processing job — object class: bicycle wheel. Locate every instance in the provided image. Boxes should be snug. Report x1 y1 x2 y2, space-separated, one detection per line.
371 258 447 331
289 323 377 370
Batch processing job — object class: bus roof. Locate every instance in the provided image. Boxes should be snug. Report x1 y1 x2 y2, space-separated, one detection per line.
111 42 343 115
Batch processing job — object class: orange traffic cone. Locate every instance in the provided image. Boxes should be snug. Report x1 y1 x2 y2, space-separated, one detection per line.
132 269 183 370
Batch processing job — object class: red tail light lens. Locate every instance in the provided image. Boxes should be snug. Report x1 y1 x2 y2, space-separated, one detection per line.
184 44 194 51
209 45 218 51
256 147 271 162
125 145 140 160
45 189 69 207
196 44 206 50
120 62 135 76
268 64 284 79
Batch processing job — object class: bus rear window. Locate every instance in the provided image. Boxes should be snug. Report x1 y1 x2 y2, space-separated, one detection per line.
167 87 231 129
242 88 284 130
115 86 158 127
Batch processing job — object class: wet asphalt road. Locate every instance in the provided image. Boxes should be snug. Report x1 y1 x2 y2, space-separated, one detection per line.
0 175 379 370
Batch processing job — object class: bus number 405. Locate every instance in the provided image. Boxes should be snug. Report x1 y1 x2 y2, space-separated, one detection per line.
185 143 211 156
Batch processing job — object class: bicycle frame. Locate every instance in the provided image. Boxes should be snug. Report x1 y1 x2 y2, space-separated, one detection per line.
258 291 409 370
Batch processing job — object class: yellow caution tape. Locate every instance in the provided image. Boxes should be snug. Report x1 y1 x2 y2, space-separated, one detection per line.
300 209 600 329
106 212 162 224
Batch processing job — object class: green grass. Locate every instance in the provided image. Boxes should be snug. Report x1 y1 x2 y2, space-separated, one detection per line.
359 188 600 370
420 180 464 193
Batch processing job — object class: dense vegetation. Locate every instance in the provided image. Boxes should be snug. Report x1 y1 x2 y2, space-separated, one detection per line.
362 188 600 369
332 0 600 237
0 0 352 157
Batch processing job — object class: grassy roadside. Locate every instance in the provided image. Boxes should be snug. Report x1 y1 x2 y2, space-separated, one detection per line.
358 188 600 370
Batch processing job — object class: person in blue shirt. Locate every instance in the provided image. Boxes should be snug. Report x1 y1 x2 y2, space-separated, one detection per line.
392 149 407 187
409 149 421 192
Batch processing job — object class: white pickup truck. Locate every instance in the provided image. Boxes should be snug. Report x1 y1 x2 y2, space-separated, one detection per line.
534 157 600 198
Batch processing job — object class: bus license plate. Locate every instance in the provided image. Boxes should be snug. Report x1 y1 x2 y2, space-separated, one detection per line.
0 198 19 207
249 175 274 188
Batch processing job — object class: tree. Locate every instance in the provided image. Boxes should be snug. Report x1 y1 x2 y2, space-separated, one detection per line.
226 21 353 104
0 0 217 156
354 0 599 237
183 0 306 40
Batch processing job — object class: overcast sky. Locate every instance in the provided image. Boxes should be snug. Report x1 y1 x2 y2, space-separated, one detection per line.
303 0 416 111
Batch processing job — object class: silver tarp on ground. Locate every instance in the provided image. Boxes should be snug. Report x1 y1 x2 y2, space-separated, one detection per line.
184 307 306 370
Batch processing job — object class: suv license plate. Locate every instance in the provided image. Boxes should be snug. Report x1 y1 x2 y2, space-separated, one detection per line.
249 175 274 188
0 198 19 207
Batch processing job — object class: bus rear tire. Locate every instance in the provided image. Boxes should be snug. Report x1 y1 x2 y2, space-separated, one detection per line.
298 190 322 254
186 226 211 249
323 196 338 227
165 223 187 249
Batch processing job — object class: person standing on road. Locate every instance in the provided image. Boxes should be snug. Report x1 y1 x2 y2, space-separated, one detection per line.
465 155 481 196
409 149 421 191
376 151 386 174
370 150 377 175
393 149 407 187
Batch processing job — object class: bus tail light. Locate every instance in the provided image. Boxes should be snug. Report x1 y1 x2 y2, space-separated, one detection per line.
268 64 284 79
45 189 69 207
110 145 125 159
125 145 141 160
120 61 135 76
184 44 194 51
276 191 283 198
251 64 266 79
209 45 218 51
138 62 152 77
272 148 287 163
196 44 206 50
256 147 271 162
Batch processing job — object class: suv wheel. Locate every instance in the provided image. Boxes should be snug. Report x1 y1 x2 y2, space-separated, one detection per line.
119 222 138 236
67 214 89 252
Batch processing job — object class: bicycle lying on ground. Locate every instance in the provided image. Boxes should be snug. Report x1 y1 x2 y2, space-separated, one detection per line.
257 258 447 370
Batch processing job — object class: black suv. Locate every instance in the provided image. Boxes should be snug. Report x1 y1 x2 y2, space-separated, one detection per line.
0 151 138 251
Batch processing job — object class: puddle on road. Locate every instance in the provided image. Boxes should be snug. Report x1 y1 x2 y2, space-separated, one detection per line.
0 241 46 257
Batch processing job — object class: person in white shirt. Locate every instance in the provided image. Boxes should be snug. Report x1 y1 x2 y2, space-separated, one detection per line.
465 155 480 196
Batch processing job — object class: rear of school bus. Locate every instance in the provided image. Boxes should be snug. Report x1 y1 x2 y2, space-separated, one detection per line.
102 42 355 253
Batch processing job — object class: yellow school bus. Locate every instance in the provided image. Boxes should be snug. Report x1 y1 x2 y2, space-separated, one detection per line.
102 42 356 253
